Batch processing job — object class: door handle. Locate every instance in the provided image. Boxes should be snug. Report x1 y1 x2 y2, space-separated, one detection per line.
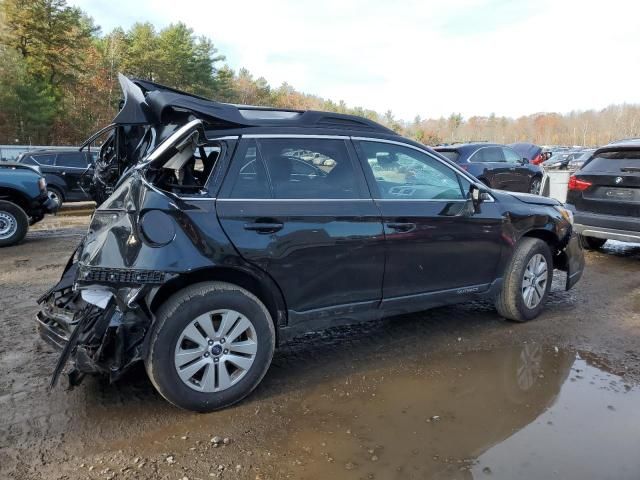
386 222 416 233
243 220 284 234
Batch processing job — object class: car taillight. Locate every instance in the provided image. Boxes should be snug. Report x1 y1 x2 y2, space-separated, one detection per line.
568 175 591 191
38 177 47 192
531 153 544 165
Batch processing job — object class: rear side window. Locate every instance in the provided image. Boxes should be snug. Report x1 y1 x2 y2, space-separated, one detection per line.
56 152 87 168
224 138 362 199
258 138 361 199
437 150 460 162
582 150 640 173
470 147 505 163
31 154 55 165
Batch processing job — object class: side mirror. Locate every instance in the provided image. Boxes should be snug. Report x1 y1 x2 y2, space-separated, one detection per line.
521 157 529 164
469 184 484 214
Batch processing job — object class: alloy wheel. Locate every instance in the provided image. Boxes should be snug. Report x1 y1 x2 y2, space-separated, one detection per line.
529 178 541 194
522 254 548 309
174 309 258 392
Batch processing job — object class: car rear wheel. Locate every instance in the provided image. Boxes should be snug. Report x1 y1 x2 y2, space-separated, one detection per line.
0 200 29 247
581 236 607 250
495 237 553 322
145 281 276 412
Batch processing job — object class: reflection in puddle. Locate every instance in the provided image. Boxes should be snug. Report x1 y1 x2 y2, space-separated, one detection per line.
282 345 640 479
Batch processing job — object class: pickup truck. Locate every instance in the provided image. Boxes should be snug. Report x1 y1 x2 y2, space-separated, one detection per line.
0 162 58 246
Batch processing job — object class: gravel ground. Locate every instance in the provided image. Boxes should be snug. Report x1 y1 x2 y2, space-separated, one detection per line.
1 216 639 479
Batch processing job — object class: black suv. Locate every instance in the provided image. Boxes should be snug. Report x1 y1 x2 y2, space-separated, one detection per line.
37 75 584 412
566 140 640 248
17 149 96 205
434 143 545 194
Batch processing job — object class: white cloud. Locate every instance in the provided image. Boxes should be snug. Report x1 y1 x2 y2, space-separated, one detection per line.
72 0 640 119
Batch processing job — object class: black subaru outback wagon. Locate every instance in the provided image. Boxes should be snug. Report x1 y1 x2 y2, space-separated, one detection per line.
37 75 584 412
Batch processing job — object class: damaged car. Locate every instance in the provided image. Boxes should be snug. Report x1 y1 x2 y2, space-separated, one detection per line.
37 75 585 412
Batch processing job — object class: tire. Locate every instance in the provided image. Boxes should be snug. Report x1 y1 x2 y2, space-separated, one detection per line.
495 237 553 322
529 176 542 195
581 235 606 250
0 200 29 247
47 186 64 207
145 281 276 412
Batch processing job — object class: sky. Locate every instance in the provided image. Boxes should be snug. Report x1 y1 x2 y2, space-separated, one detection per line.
70 0 640 120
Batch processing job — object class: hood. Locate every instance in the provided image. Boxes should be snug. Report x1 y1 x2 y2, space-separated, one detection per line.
0 162 41 175
495 189 561 206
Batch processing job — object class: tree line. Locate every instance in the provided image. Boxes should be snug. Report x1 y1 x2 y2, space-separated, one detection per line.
1 0 638 148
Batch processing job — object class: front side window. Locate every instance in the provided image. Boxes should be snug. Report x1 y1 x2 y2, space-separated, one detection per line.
360 141 465 200
56 152 87 168
503 147 522 164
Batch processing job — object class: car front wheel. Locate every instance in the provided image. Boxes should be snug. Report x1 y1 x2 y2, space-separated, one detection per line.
0 200 29 247
495 237 553 322
145 281 276 412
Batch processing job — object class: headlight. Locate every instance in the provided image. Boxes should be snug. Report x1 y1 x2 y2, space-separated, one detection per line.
554 206 573 225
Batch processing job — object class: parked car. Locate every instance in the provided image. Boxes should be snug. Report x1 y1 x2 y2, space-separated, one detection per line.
17 149 96 205
566 139 640 248
543 149 591 170
0 162 58 246
434 143 545 194
567 149 596 170
37 75 584 412
509 142 545 165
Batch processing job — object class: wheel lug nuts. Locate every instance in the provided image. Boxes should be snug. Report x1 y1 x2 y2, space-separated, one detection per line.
220 338 226 344
204 352 209 357
223 349 228 354
214 358 219 363
208 340 213 345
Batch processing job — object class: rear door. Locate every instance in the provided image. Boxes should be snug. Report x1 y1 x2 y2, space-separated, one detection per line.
55 152 91 200
570 149 640 217
216 135 385 324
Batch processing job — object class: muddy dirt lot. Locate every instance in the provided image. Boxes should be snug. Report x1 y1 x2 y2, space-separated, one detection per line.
1 216 640 480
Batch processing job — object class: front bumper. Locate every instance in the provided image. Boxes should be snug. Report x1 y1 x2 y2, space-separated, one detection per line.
554 232 584 290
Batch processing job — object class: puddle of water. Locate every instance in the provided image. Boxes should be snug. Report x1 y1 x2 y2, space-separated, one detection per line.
5 344 639 480
277 345 640 479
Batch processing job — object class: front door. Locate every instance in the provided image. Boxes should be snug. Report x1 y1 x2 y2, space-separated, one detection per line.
216 136 386 324
354 139 504 309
